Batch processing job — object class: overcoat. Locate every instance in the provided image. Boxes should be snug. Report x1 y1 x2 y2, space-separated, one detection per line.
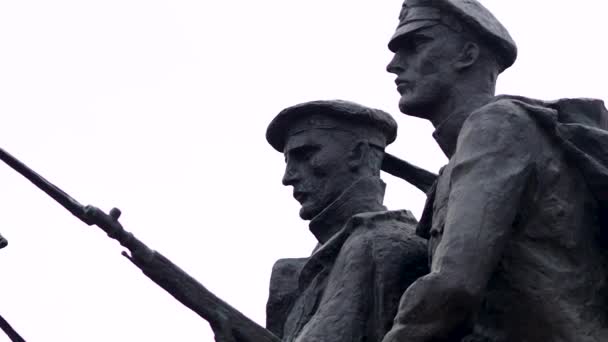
389 96 608 342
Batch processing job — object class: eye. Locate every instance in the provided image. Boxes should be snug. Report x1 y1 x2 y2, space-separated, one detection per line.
287 145 319 163
398 35 432 52
295 146 319 161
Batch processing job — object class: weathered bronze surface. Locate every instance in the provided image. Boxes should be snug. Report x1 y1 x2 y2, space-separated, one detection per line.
384 1 608 341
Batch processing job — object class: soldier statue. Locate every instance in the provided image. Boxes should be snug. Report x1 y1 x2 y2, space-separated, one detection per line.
0 100 430 342
382 0 608 341
264 100 428 342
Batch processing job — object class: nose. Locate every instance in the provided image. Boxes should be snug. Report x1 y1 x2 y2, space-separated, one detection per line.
386 53 402 75
282 162 299 186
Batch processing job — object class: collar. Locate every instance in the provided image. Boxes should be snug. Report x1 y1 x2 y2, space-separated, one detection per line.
308 177 387 244
432 95 498 158
298 208 416 290
432 108 471 158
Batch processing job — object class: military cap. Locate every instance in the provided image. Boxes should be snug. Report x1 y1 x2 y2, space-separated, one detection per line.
389 0 517 72
266 100 398 152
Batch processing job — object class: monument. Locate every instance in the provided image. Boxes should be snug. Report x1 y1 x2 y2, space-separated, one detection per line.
1 1 607 341
383 0 608 341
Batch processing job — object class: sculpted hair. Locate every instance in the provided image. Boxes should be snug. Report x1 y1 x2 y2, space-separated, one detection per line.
364 144 385 177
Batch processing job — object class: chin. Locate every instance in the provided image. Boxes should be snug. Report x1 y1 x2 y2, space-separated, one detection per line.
299 207 316 221
398 95 433 120
299 201 327 220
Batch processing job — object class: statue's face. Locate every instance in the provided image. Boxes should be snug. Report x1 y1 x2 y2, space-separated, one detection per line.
282 129 357 220
386 25 464 118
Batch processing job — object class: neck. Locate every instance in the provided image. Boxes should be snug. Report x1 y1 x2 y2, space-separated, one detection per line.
429 80 496 158
430 85 495 128
309 176 386 244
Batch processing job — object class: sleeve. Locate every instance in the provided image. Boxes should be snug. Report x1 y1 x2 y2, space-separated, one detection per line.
384 101 538 342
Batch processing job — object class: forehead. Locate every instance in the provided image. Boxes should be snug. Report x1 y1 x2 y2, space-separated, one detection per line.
283 128 352 153
390 3 466 52
400 24 453 41
390 24 461 54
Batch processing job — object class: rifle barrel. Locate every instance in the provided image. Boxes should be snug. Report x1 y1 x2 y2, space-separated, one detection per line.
0 148 86 219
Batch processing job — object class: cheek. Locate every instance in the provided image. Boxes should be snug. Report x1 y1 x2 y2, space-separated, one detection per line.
309 156 327 176
308 142 352 179
415 42 456 74
417 49 450 76
309 151 343 176
418 57 441 76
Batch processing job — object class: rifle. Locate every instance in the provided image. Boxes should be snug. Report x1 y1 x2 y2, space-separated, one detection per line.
381 153 437 193
0 148 280 342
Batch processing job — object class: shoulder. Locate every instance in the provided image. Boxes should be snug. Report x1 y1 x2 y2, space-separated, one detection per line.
267 258 308 308
268 258 308 300
344 210 427 261
270 257 307 282
466 97 537 132
340 210 429 281
458 97 543 152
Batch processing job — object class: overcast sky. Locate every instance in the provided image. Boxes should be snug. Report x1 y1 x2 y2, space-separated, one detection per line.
0 1 606 341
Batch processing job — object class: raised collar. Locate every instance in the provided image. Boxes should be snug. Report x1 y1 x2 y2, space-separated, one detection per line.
308 177 387 244
432 108 471 158
432 95 497 158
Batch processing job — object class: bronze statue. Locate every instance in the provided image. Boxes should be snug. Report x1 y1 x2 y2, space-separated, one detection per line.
264 100 428 341
383 0 608 341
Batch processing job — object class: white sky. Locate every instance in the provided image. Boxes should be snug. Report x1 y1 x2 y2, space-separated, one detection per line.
0 1 606 341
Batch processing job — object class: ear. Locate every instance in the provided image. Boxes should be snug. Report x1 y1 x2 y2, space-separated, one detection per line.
348 141 369 172
454 41 480 70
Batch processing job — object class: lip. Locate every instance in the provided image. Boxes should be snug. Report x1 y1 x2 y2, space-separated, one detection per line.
293 191 308 203
395 79 411 93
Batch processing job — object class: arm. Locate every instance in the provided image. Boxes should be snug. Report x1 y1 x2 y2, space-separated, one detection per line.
384 102 537 341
